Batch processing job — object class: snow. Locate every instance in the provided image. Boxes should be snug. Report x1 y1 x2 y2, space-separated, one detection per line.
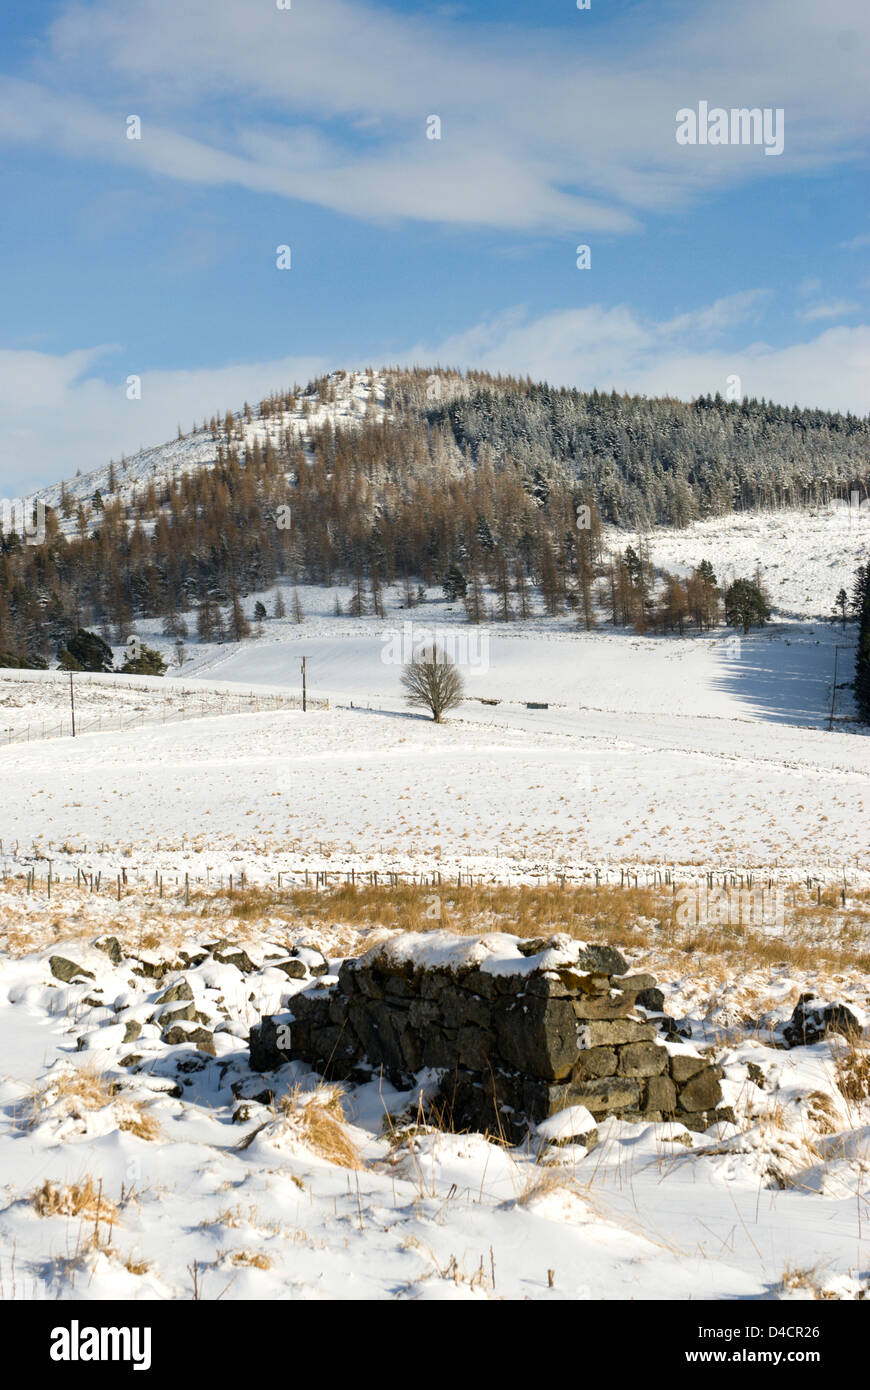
1 370 867 1301
0 913 865 1301
535 1106 598 1144
356 930 586 976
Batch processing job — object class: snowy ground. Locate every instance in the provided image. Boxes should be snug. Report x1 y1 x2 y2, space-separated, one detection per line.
0 892 866 1302
2 605 866 888
4 415 869 1301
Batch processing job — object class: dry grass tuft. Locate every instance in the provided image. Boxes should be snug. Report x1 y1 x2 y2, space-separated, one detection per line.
834 1041 870 1107
116 1102 161 1142
278 1084 362 1169
226 1248 271 1270
32 1066 114 1120
31 1177 119 1223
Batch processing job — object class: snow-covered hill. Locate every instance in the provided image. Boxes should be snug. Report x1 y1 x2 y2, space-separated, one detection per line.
29 368 389 522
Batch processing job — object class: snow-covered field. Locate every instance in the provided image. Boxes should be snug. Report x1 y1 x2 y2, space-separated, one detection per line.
0 588 867 1299
3 378 868 1301
0 889 866 1302
2 608 865 887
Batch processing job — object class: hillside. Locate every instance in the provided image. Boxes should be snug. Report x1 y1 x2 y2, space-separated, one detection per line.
1 367 869 669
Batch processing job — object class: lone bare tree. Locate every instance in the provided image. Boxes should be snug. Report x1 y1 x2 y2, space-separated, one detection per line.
401 646 464 722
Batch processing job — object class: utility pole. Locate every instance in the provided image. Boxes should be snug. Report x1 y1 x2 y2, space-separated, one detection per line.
69 671 76 738
828 645 848 730
301 655 307 713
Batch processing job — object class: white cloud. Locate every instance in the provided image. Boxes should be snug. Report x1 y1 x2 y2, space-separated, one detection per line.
796 299 858 321
0 348 328 496
3 294 867 496
0 0 865 232
408 301 870 415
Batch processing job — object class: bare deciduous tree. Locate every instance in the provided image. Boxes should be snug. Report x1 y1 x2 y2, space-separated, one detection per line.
401 646 464 723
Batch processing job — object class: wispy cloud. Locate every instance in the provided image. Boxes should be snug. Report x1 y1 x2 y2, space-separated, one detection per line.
796 299 858 321
407 300 870 414
4 292 867 495
0 0 866 233
0 347 328 494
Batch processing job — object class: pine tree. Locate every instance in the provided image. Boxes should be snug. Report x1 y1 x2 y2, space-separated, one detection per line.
273 589 287 619
833 588 849 630
228 589 251 641
855 562 870 723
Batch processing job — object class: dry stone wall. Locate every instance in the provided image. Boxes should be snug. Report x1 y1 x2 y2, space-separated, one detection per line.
250 932 733 1142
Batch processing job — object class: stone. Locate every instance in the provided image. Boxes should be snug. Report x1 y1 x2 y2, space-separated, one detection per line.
678 1068 723 1113
516 938 550 957
644 1074 678 1112
249 1014 294 1071
494 996 580 1080
422 1029 461 1070
635 986 666 1013
461 970 499 1000
614 974 658 996
457 1025 496 1071
619 1042 668 1077
276 959 308 979
290 946 329 977
356 970 386 1000
178 948 210 967
571 1047 618 1080
536 1106 598 1149
232 1101 268 1124
93 935 123 965
782 994 862 1048
122 1020 142 1044
563 1077 642 1114
132 956 172 980
49 956 95 983
156 978 194 1004
572 992 634 1020
577 1019 657 1047
384 975 416 1000
156 1000 197 1026
212 944 254 973
669 1052 707 1083
327 994 350 1026
440 987 491 1032
575 944 628 975
162 1024 216 1056
408 997 440 1030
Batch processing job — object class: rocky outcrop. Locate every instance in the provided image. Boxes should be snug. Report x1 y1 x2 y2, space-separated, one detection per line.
250 932 731 1141
783 993 863 1048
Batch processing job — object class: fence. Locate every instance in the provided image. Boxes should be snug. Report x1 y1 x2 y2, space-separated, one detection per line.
0 856 859 903
0 684 328 747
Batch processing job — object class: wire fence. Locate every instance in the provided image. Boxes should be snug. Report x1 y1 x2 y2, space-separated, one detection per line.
0 686 328 747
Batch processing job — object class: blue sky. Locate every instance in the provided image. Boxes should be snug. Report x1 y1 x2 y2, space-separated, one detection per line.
1 0 868 493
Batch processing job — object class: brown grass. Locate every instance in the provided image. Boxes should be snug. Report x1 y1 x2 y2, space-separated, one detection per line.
225 1249 271 1270
31 1177 119 1223
116 1102 161 1142
2 875 868 981
27 1067 160 1140
834 1041 870 1106
278 1084 362 1169
198 880 870 976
